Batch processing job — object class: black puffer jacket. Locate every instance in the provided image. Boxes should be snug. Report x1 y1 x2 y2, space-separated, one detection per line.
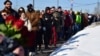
42 13 53 30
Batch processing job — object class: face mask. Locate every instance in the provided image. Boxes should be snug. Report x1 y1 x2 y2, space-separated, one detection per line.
28 8 33 12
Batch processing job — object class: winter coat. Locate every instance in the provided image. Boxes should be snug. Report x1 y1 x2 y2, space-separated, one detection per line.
76 14 82 24
52 11 61 32
82 13 88 27
26 11 40 31
42 13 53 30
64 14 72 27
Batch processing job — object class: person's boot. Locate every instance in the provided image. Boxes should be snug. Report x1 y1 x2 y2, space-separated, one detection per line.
38 45 41 50
45 45 50 49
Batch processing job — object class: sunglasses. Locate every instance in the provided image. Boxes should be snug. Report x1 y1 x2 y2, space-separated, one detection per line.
2 14 7 16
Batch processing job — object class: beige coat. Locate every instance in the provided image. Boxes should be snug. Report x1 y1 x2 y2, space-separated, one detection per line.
26 11 40 31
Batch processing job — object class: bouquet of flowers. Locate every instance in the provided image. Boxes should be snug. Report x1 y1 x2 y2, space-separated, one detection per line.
0 15 24 42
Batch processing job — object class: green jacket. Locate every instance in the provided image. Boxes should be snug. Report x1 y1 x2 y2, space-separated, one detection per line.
76 15 81 24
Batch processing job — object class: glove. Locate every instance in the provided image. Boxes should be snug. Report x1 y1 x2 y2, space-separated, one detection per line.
43 27 46 31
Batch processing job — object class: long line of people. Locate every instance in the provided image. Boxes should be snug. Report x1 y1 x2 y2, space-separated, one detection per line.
0 0 100 56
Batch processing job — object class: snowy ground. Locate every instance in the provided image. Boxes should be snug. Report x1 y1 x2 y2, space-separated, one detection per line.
50 22 100 56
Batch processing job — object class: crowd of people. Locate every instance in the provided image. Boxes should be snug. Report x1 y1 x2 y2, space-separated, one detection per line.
0 0 100 56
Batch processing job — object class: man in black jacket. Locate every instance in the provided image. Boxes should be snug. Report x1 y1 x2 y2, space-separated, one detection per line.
42 7 53 49
1 0 19 18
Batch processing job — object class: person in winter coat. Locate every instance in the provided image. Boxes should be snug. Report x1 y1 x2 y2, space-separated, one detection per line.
18 7 33 56
57 6 65 41
0 9 11 20
50 7 60 46
26 4 40 55
26 4 40 31
35 11 43 51
1 10 23 31
17 7 28 45
71 11 76 24
42 7 53 49
81 13 88 29
2 0 19 19
75 12 82 31
18 7 32 31
63 10 73 41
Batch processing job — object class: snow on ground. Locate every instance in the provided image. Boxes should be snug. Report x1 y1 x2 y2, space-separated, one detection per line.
50 22 100 56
